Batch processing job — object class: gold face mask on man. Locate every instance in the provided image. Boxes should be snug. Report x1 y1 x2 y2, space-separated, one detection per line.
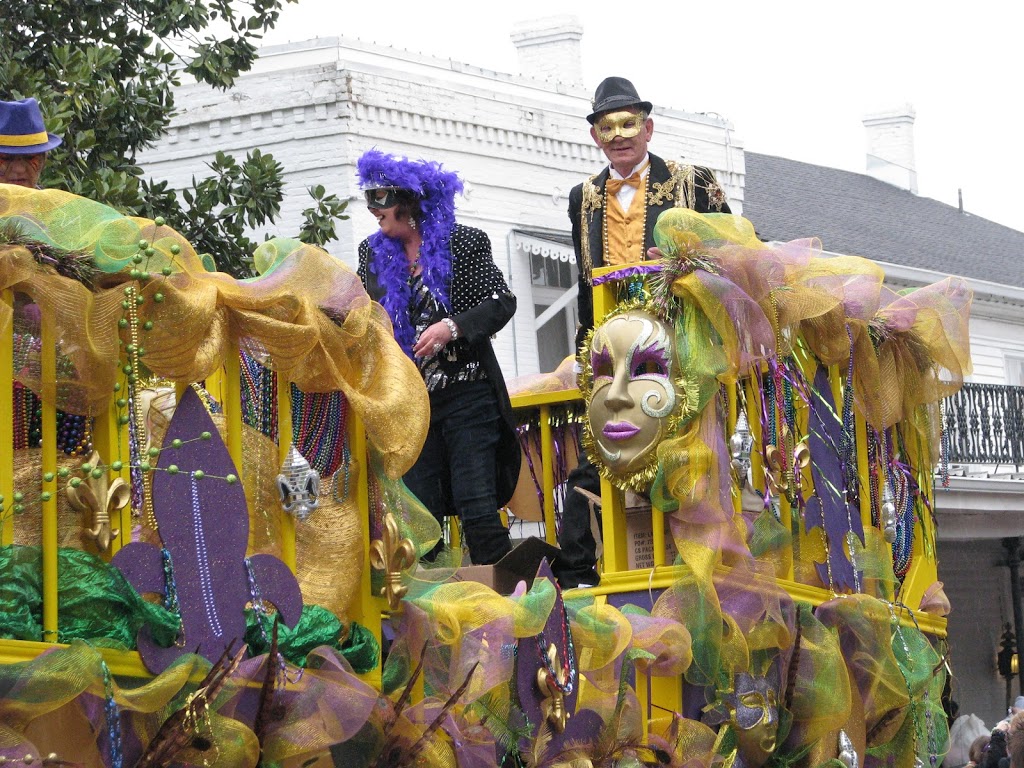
590 109 654 176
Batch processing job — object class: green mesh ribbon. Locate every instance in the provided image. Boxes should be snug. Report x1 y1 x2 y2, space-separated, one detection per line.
245 606 379 674
0 545 179 648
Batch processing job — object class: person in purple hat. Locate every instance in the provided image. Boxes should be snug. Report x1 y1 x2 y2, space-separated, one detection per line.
356 149 520 566
0 97 63 188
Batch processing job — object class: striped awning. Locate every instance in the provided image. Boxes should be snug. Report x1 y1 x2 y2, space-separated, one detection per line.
513 231 575 265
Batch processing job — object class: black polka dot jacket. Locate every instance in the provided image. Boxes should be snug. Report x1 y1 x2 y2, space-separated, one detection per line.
357 224 522 507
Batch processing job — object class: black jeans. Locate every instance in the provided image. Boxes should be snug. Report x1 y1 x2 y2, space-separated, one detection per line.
404 380 512 565
554 459 602 588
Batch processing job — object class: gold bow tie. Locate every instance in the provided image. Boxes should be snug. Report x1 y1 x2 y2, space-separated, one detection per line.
605 173 642 195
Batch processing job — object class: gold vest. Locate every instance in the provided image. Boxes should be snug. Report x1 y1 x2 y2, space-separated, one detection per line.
604 181 646 265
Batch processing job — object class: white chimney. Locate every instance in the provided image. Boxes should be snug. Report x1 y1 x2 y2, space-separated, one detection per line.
510 16 584 88
863 106 918 193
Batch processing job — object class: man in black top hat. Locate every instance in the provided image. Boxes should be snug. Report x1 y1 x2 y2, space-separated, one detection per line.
555 76 731 589
569 75 731 350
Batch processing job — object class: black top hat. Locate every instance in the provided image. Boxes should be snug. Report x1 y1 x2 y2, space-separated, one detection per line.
586 77 653 124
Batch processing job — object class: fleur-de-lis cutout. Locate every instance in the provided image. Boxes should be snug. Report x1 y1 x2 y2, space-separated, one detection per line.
276 444 320 522
537 643 569 733
65 449 127 553
369 511 416 611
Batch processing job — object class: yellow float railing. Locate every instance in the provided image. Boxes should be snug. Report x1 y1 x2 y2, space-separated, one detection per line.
0 266 945 702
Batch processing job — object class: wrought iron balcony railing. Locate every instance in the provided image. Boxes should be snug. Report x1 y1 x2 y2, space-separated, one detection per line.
944 382 1024 469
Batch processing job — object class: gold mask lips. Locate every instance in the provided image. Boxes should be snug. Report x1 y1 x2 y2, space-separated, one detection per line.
594 110 645 143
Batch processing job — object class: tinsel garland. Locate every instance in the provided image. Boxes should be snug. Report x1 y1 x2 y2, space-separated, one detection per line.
0 221 100 287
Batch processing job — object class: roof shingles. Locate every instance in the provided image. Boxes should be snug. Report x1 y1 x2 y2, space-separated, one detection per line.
742 152 1024 288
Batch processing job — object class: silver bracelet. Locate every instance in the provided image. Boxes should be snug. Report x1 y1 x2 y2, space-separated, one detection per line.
441 317 460 340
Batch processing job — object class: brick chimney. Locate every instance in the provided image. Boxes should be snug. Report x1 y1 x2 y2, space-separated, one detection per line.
863 106 918 193
510 16 584 88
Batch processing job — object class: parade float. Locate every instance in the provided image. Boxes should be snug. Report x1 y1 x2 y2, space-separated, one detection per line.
0 184 969 768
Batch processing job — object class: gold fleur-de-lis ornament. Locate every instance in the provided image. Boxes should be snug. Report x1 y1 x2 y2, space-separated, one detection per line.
369 511 416 611
65 449 128 553
537 642 570 733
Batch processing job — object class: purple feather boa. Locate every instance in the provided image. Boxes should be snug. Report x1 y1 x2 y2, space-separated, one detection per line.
357 149 463 355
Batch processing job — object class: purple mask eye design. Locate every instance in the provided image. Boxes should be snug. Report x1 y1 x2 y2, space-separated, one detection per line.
631 344 669 379
592 346 614 382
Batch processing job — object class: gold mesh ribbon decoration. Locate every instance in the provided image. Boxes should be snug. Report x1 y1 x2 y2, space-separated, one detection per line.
0 640 256 763
0 185 427 477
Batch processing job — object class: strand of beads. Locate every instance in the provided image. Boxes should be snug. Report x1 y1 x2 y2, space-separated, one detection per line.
101 659 123 768
535 586 577 696
891 610 935 768
839 326 859 502
12 382 30 449
939 399 951 488
244 556 271 645
118 278 148 521
292 386 348 476
240 352 278 439
189 471 223 639
0 754 66 766
160 546 185 646
867 427 882 530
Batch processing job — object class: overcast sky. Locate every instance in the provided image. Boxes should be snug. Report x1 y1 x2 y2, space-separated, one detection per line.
262 0 1024 232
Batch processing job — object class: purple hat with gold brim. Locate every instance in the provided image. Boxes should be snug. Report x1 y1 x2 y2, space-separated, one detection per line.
0 98 63 154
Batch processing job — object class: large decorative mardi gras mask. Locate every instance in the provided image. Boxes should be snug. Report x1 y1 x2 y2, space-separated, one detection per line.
581 304 686 490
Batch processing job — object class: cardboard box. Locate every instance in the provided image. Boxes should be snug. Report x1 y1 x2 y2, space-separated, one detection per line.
625 502 678 571
453 536 563 595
